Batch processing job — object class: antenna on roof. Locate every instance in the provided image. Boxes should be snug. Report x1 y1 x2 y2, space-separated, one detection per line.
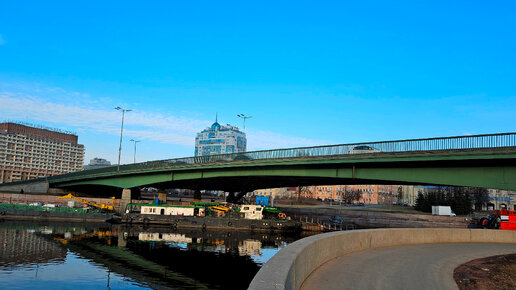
216 112 218 123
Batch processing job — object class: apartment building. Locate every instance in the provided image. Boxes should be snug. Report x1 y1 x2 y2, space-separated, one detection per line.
0 122 85 183
300 184 400 204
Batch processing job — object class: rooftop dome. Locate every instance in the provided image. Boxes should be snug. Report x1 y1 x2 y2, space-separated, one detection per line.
211 121 221 131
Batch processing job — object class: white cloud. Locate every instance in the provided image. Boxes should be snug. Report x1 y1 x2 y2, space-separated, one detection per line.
0 85 328 152
0 93 200 146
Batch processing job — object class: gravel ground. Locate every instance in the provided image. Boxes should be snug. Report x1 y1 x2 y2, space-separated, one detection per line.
454 254 516 290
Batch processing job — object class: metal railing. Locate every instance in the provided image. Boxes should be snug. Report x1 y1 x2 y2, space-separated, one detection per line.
14 132 516 183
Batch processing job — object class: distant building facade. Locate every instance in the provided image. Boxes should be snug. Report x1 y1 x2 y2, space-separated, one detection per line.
83 157 112 171
252 187 297 199
298 184 400 205
487 189 516 210
195 118 246 156
400 185 428 206
0 122 85 183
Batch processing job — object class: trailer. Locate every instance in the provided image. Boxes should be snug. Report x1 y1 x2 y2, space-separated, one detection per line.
431 206 456 216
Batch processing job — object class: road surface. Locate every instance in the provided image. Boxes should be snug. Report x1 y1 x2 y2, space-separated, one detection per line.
300 242 516 290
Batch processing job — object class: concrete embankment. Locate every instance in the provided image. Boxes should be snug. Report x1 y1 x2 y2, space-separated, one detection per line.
0 192 122 210
0 208 116 222
280 206 467 228
248 228 516 290
0 192 122 222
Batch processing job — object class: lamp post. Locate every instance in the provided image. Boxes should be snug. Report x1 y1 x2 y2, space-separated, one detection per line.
130 139 141 164
237 114 252 131
115 107 132 172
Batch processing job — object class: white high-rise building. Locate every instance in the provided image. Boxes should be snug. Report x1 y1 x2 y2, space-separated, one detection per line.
195 118 246 156
83 158 112 170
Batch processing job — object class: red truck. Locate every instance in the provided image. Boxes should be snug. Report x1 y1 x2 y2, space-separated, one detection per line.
499 209 516 230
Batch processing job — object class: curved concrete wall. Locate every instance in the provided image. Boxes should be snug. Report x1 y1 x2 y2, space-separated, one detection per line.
248 228 516 290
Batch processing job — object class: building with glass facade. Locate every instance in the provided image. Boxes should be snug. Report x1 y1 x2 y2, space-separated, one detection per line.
195 119 246 156
83 157 112 170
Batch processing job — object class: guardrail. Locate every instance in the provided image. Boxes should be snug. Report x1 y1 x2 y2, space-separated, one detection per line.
9 132 516 184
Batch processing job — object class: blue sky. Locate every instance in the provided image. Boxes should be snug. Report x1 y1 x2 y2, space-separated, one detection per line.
0 1 515 165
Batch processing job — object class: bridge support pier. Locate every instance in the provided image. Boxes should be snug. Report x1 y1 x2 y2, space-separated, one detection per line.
193 189 201 201
226 191 248 203
120 188 132 213
118 232 127 248
226 192 236 203
119 188 140 213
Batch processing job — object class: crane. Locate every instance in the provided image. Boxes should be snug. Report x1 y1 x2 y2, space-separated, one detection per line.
59 193 115 211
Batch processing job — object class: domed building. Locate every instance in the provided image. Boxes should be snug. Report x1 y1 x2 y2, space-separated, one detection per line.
194 117 247 156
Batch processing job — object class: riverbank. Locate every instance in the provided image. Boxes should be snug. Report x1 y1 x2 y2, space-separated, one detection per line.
279 205 467 228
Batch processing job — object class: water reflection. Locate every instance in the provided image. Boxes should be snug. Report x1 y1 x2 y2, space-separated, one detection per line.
0 220 313 289
0 227 66 268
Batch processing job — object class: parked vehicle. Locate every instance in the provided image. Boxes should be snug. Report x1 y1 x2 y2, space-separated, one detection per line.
468 211 502 229
348 145 381 154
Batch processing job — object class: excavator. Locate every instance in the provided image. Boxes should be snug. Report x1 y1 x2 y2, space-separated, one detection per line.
59 193 115 211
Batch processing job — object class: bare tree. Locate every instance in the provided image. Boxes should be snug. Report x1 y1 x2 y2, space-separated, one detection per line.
297 186 313 202
353 189 363 203
470 187 490 211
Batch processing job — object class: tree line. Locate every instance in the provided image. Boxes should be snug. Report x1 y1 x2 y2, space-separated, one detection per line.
414 187 490 215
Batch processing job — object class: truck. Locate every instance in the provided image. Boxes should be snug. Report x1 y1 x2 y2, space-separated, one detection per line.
432 206 456 216
499 209 516 230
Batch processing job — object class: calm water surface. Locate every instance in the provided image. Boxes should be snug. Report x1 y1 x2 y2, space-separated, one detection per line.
0 220 313 289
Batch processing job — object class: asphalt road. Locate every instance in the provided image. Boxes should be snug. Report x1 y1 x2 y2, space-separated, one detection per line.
300 242 516 290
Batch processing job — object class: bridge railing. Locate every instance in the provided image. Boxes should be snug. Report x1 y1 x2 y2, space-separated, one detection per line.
133 132 516 168
46 132 516 181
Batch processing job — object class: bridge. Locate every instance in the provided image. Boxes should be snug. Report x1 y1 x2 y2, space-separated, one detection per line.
1 133 516 201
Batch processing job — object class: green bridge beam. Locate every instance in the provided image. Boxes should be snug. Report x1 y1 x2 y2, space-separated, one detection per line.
50 149 516 191
2 148 516 194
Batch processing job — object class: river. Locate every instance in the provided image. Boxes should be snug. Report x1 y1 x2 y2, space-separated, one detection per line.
0 220 314 289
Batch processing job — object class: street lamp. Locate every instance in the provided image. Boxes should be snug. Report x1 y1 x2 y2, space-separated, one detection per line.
130 139 141 164
237 114 252 131
115 106 132 172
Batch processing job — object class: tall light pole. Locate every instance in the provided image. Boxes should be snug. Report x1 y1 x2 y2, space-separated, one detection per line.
237 114 252 131
115 107 132 172
130 139 141 164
